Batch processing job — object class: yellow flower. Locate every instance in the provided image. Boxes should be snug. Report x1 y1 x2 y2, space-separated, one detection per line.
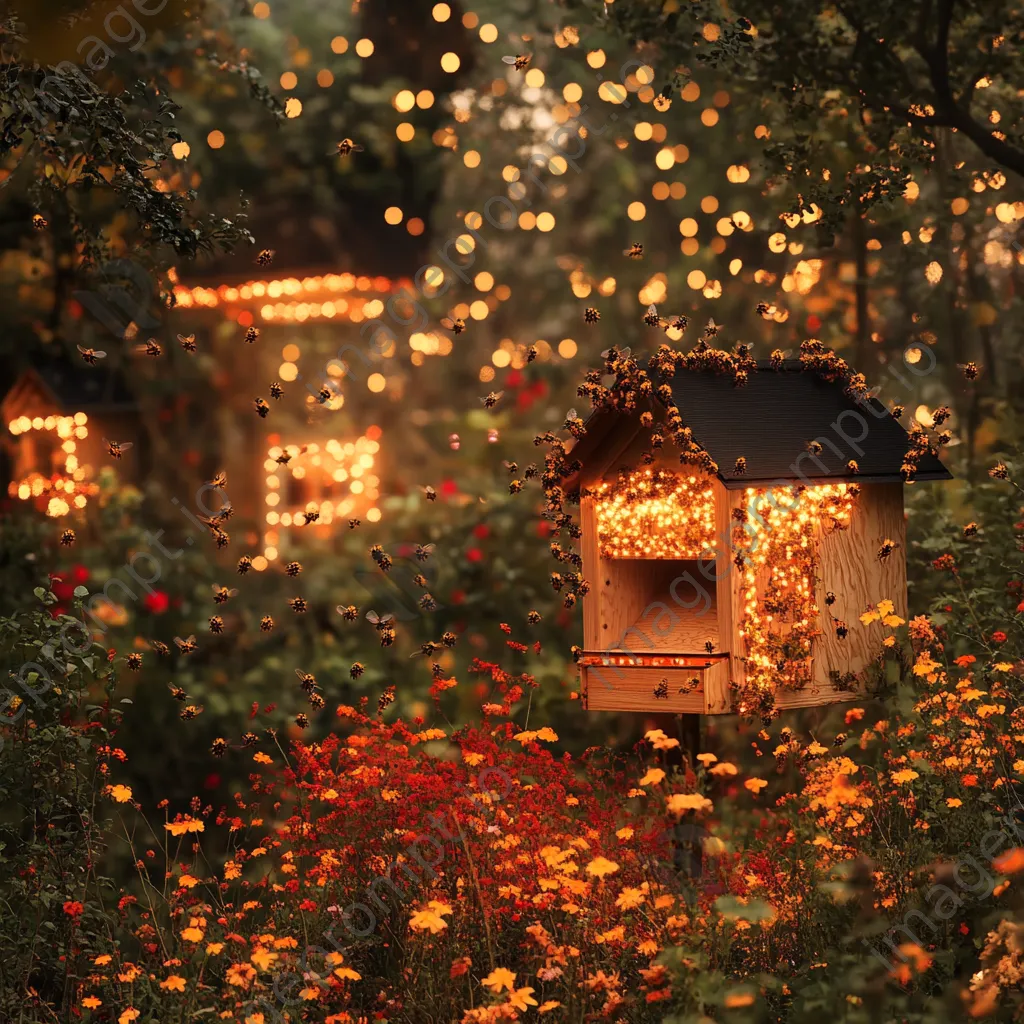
882 614 905 627
514 730 538 744
106 784 132 803
333 966 361 981
508 986 539 1011
177 874 200 888
160 975 187 992
913 652 942 678
463 751 485 766
644 729 679 751
744 778 768 793
616 826 634 840
321 789 339 800
223 860 241 880
666 792 713 814
251 948 279 971
206 942 224 955
709 761 738 776
585 856 619 879
82 997 102 1010
877 599 895 617
244 1014 265 1024
539 1001 562 1013
947 798 963 808
300 987 320 1001
535 726 558 742
696 752 718 766
639 768 666 786
725 991 756 1008
994 662 1014 672
253 752 273 764
165 817 205 836
891 769 919 784
615 886 645 910
482 967 517 993
859 609 880 625
181 927 204 943
409 907 450 934
118 1010 140 1024
93 954 112 966
116 965 141 983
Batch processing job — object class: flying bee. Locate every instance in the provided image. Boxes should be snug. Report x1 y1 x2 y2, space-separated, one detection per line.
136 338 162 357
379 627 396 648
174 634 198 654
755 301 772 317
169 685 188 702
180 704 204 721
104 438 133 459
317 386 332 404
420 593 438 611
255 397 270 418
76 345 106 365
624 242 644 259
959 362 980 381
208 615 224 634
337 604 359 621
704 640 715 655
527 345 538 363
415 543 435 561
237 555 253 574
256 248 275 267
411 641 443 659
269 382 284 399
413 573 429 587
212 585 239 604
303 509 320 525
652 679 669 700
504 461 518 474
584 307 600 323
600 346 631 362
825 591 836 606
350 662 364 679
244 326 260 344
60 529 76 546
208 470 227 488
149 640 171 656
378 685 396 713
891 404 905 419
349 518 361 529
32 213 47 229
481 391 504 409
703 318 721 338
524 464 538 479
285 561 303 577
502 53 532 70
295 669 318 694
177 333 197 353
806 440 823 456
442 631 458 648
289 597 307 613
835 621 849 639
440 315 466 335
877 538 899 561
366 610 396 631
336 138 364 156
423 486 437 501
509 479 523 494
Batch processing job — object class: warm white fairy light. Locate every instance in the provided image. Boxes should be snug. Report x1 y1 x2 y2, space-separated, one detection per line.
734 483 857 696
595 468 717 559
263 432 382 559
6 412 96 516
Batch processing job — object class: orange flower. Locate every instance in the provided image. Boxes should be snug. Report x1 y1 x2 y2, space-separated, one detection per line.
82 997 101 1010
585 856 619 879
159 975 186 992
118 1010 140 1024
744 778 768 793
993 847 1024 874
482 967 516 993
105 784 133 803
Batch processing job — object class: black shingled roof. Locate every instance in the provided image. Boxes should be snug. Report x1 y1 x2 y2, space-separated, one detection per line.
570 359 952 490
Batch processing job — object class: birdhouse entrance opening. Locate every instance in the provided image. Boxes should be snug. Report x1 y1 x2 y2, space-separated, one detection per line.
600 557 719 656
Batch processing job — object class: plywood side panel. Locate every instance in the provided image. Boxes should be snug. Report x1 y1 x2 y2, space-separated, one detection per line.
774 684 863 711
580 495 602 652
583 665 704 713
602 560 659 652
812 483 906 689
703 658 731 714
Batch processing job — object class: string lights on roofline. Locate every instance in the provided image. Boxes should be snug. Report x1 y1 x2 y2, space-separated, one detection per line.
6 413 96 516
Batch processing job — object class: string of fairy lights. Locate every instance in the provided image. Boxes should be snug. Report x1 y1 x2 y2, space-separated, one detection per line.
733 483 857 702
6 413 97 517
595 468 717 559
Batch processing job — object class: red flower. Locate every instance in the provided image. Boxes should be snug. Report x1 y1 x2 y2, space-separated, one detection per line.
143 590 169 614
51 580 75 602
71 564 89 585
450 590 465 605
466 548 483 563
204 773 220 789
806 314 822 333
472 524 490 539
505 369 523 389
992 630 1008 644
1017 600 1024 613
63 901 84 919
441 478 458 497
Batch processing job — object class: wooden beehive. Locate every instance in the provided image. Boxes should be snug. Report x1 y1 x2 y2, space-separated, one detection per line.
567 359 952 716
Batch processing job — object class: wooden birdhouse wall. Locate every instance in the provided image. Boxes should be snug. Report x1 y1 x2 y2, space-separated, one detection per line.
580 462 909 715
